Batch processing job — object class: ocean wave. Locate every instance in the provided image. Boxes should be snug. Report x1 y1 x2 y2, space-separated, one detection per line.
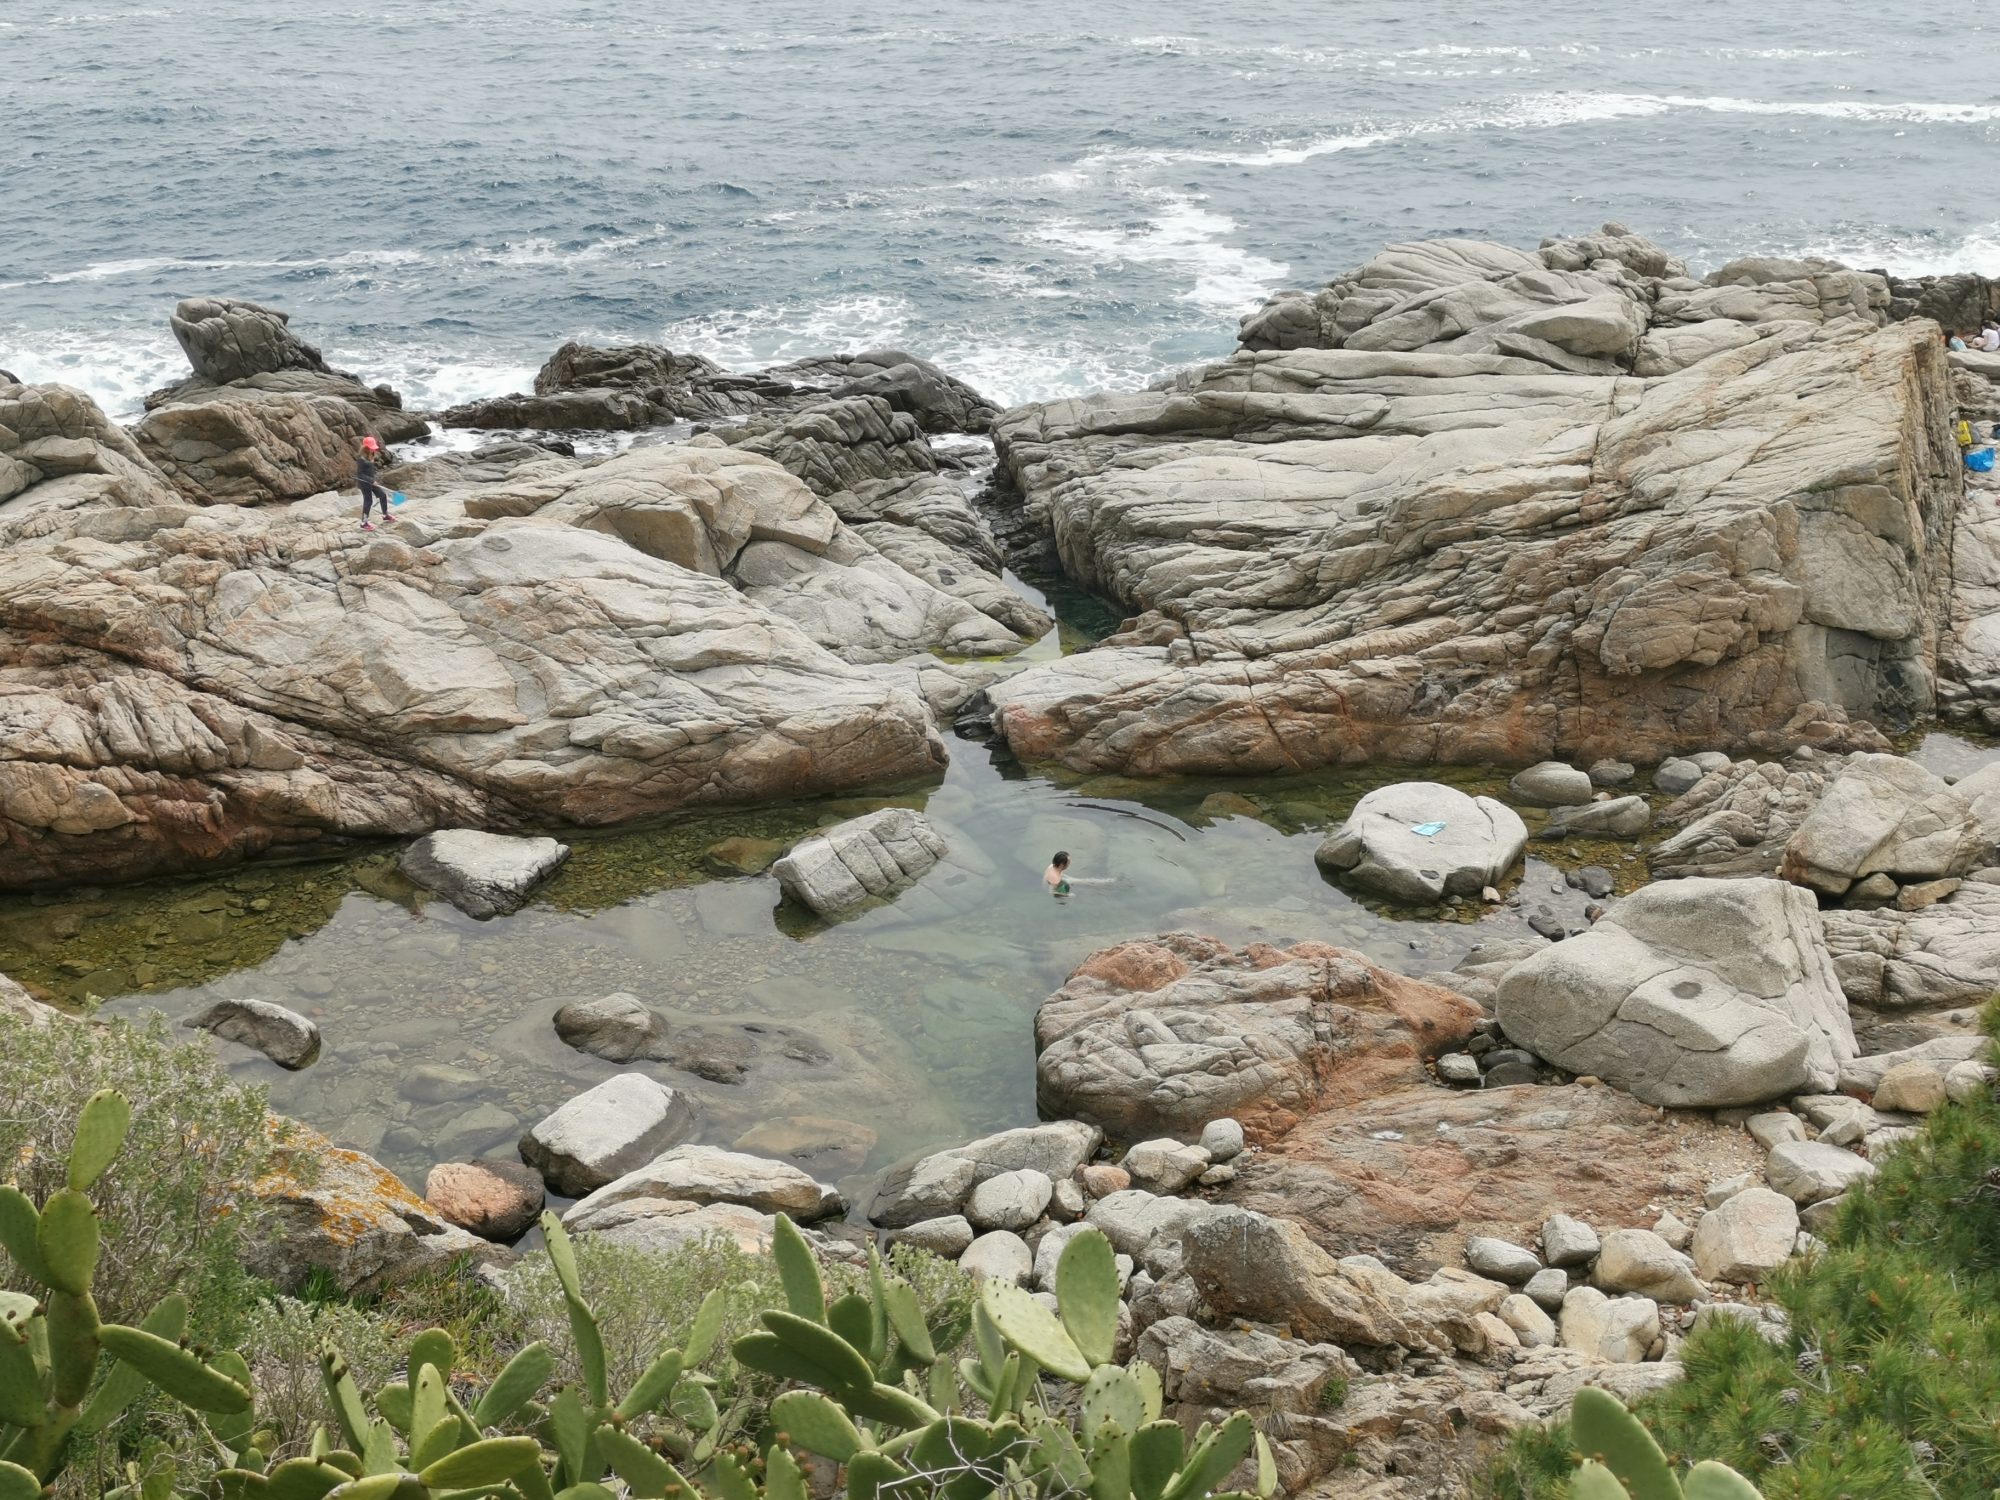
3 248 425 289
1091 89 1997 176
1029 198 1287 314
1786 224 2000 278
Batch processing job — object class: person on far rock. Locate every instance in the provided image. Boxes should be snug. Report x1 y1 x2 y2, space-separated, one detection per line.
1947 330 1969 352
355 435 391 530
1980 322 2000 352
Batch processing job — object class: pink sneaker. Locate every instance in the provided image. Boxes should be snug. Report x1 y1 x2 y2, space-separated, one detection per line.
360 520 375 531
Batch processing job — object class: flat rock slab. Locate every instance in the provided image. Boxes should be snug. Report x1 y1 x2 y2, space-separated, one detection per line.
401 829 570 919
772 807 947 917
562 1198 775 1256
184 997 321 1069
1496 877 1856 1107
1781 753 1987 897
1316 782 1528 904
564 1144 841 1225
1217 1082 1751 1273
1035 932 1480 1142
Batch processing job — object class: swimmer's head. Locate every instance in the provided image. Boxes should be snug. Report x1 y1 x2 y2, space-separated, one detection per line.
1051 851 1070 870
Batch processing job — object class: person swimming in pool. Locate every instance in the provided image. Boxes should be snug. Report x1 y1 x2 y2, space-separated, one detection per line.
1044 850 1115 896
1044 850 1073 896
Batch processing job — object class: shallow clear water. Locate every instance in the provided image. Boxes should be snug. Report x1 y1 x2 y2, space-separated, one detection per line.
0 737 1628 1203
4 1 1997 418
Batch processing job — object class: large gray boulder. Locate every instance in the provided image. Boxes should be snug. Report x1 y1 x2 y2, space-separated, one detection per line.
169 296 330 384
135 389 373 507
1496 877 1856 1106
400 830 571 919
518 1075 697 1197
1315 783 1528 903
772 807 947 917
1780 754 1988 895
183 997 321 1070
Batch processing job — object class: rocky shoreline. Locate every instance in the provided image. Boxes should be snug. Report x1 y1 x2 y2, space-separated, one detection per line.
7 225 2000 1497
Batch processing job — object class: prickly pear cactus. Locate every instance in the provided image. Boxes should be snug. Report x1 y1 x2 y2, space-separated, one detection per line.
1567 1389 1767 1499
0 1090 254 1490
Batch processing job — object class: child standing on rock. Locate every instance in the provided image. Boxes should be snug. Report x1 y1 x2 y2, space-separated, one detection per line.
355 435 390 530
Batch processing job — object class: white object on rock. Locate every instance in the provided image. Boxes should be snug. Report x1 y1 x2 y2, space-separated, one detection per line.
400 829 570 919
1314 782 1528 904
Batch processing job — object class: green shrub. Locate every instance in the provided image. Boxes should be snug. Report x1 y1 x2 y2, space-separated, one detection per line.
506 1231 787 1401
0 1013 277 1338
1485 1020 2000 1500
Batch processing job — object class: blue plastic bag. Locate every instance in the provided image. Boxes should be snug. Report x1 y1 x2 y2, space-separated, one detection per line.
1410 821 1447 837
1967 448 1996 473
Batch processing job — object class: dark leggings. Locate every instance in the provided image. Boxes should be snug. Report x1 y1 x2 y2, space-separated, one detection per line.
360 481 389 519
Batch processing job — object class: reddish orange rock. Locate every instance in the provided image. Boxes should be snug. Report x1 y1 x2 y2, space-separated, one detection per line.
1078 1164 1132 1199
1037 934 1481 1144
425 1159 546 1243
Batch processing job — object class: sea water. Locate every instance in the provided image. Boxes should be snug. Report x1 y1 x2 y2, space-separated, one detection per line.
3 0 1997 420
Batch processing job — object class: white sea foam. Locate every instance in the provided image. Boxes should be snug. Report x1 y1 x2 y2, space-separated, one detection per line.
0 323 541 427
1029 198 1287 313
1787 225 2000 278
0 326 185 421
1088 89 1998 178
